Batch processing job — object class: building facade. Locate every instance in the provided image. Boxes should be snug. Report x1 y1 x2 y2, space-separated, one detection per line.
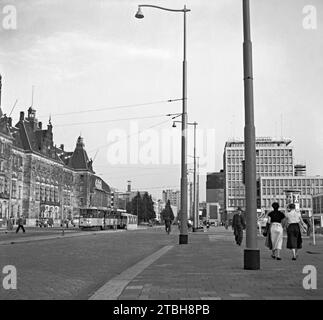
162 189 180 210
223 137 323 216
0 105 111 227
259 176 323 215
224 137 294 212
206 171 225 223
312 193 323 227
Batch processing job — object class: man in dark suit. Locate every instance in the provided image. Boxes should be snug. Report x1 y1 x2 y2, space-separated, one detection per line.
15 215 26 233
232 207 246 246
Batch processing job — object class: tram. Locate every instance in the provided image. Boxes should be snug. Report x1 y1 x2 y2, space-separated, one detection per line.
79 208 107 230
79 208 138 230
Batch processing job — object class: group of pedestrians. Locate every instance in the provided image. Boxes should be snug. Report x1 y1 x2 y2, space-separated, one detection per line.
266 202 307 261
232 203 308 261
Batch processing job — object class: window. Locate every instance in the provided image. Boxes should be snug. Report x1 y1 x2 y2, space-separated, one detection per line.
35 183 40 201
40 185 45 201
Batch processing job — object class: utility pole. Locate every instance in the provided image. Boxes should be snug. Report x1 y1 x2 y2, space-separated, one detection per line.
242 0 260 270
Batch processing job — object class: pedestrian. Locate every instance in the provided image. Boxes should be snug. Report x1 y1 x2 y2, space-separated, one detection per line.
225 220 229 230
285 203 306 260
304 218 311 237
15 215 26 233
7 217 13 231
266 202 285 260
164 218 171 234
232 207 246 246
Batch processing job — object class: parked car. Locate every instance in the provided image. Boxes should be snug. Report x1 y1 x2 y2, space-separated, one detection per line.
36 218 49 227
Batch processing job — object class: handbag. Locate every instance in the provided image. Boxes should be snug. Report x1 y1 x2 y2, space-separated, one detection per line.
262 222 270 237
299 220 308 234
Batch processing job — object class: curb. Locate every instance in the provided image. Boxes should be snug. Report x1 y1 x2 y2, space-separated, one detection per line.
0 229 126 246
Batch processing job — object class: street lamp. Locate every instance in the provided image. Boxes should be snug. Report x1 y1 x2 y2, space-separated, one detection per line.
135 4 191 245
242 0 260 270
173 120 198 232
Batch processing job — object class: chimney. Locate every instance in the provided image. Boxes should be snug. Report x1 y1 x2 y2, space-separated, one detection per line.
60 144 64 151
127 180 131 193
20 111 24 121
38 122 42 129
8 117 12 127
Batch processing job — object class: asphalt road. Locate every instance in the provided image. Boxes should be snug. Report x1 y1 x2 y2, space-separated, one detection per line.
0 227 174 300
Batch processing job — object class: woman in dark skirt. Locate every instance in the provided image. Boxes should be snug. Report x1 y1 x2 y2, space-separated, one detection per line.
285 203 306 260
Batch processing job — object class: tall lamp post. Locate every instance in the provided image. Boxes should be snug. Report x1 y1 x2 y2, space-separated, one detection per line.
173 121 198 231
242 0 260 270
135 4 191 244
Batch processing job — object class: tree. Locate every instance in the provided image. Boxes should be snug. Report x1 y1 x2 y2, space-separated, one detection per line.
126 201 132 213
131 192 144 219
141 192 156 222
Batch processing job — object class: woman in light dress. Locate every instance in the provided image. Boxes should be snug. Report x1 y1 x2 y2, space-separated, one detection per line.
267 202 285 260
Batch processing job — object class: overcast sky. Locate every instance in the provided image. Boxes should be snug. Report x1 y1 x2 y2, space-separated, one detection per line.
0 0 322 200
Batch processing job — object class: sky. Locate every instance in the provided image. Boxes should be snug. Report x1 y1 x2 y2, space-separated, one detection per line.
0 0 322 201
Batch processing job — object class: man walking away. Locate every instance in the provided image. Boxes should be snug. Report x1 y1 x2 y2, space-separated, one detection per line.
232 207 246 246
165 218 172 234
16 215 26 233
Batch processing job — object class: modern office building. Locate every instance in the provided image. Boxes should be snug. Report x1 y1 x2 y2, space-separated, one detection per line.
223 137 323 216
259 176 323 215
223 137 294 212
162 189 180 210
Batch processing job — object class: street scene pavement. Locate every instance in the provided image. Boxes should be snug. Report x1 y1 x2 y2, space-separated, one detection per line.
1 226 322 300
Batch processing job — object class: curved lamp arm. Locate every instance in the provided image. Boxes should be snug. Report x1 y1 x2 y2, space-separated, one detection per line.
138 4 191 13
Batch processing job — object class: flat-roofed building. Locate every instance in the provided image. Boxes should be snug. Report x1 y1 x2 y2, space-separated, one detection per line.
223 137 294 212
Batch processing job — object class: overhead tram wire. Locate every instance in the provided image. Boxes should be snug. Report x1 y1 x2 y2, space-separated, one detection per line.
42 98 183 117
55 114 167 127
88 117 172 153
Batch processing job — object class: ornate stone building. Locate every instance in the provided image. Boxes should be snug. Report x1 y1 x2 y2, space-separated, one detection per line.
0 103 111 227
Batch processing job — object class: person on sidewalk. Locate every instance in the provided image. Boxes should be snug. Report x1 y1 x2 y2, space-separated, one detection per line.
285 203 306 260
232 207 246 246
15 215 26 233
161 200 174 235
267 202 285 260
164 218 172 234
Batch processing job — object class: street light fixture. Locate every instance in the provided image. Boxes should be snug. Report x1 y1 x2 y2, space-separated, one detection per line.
135 7 144 19
135 4 191 245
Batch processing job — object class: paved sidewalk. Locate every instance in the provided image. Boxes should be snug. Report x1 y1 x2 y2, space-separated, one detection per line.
114 227 323 300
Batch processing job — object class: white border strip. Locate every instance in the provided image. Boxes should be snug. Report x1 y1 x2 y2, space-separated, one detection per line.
89 245 173 300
